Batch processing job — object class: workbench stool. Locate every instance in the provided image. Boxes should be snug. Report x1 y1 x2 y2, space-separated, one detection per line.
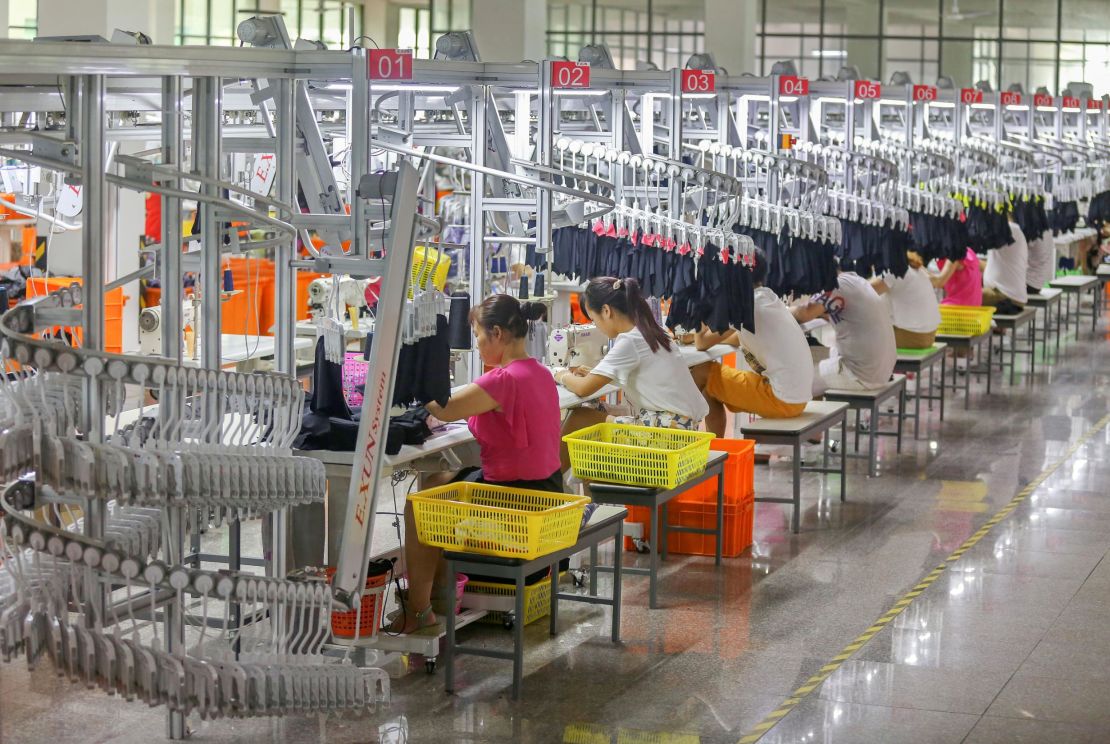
894 344 947 440
1026 288 1063 361
739 400 848 534
1049 275 1101 337
443 505 627 700
586 450 728 609
823 375 907 478
990 307 1037 385
936 330 994 409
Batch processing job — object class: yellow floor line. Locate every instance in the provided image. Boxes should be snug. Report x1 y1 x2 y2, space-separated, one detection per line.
736 412 1110 744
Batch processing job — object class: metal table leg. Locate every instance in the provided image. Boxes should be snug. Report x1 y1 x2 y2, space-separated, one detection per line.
839 413 847 502
714 470 724 566
791 439 801 533
512 573 525 699
612 523 623 642
868 401 878 477
445 558 458 694
648 505 659 608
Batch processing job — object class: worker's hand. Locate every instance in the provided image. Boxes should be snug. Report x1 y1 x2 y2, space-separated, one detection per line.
568 365 591 377
551 366 570 385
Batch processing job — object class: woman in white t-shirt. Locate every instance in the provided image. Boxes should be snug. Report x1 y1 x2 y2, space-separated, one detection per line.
690 248 813 435
870 252 942 349
982 222 1029 312
555 277 709 466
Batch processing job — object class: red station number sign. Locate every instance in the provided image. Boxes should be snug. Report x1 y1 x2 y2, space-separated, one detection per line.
853 80 881 99
368 49 413 80
960 88 984 105
681 69 715 93
912 85 937 102
778 75 809 96
551 60 591 89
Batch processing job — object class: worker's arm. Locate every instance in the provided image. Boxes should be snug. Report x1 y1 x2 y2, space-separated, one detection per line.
554 368 612 398
694 324 740 351
929 260 959 288
870 276 890 296
426 383 499 421
790 301 828 324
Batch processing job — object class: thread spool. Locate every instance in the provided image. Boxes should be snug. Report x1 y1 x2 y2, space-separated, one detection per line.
222 265 234 292
447 292 472 350
533 273 545 298
518 276 529 300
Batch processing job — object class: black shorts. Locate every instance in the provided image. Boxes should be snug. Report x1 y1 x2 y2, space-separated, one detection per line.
453 466 565 494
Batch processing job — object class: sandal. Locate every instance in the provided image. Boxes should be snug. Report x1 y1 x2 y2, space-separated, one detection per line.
386 603 437 635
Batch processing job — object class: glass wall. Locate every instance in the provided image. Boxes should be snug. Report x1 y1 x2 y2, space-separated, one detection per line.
546 1 704 72
8 0 36 39
754 0 1110 94
176 0 361 48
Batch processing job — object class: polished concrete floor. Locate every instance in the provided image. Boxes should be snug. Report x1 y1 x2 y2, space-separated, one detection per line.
3 299 1110 743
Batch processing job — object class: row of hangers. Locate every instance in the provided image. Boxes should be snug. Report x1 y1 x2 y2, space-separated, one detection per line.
595 203 758 264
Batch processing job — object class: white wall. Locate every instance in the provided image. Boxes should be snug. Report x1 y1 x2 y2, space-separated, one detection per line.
704 0 758 76
36 0 174 44
470 0 545 63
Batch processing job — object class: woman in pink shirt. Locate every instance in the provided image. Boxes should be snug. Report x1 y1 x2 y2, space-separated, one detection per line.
392 294 563 633
936 248 983 306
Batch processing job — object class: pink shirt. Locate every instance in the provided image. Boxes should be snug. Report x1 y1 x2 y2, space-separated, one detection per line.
940 248 983 306
469 358 561 482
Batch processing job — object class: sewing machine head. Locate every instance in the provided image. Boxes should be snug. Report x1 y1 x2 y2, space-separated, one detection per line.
307 277 333 318
547 324 607 369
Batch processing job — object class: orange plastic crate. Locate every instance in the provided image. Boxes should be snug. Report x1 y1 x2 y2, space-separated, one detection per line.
25 277 128 354
683 438 755 504
622 437 754 555
623 498 754 558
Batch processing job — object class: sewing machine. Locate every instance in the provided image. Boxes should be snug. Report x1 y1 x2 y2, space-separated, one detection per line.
547 324 608 369
139 300 197 356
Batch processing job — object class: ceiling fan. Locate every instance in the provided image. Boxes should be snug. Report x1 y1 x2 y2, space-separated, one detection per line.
945 0 994 21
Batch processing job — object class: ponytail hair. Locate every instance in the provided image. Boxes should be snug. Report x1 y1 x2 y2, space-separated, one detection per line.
469 293 546 339
583 277 672 353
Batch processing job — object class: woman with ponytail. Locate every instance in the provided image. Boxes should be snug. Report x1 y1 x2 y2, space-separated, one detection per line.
392 294 562 633
556 278 709 462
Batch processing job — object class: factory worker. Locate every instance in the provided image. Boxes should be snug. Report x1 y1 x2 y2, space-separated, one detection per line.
793 270 897 396
690 248 813 436
391 294 562 634
869 251 943 349
556 277 710 466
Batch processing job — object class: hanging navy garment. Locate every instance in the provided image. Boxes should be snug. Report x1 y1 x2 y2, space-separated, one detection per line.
293 337 360 451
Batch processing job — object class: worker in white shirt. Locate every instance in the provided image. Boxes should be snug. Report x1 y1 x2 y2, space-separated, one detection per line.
690 249 813 436
869 252 943 349
1025 229 1055 297
792 271 897 396
982 222 1029 314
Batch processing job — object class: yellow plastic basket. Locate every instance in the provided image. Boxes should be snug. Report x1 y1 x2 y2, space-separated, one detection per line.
563 423 715 489
938 305 995 336
409 483 589 560
409 245 451 297
463 572 567 627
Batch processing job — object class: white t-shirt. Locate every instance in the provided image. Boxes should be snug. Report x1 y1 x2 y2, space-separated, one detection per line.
823 272 897 387
1026 231 1055 291
881 267 941 334
739 287 814 404
592 327 710 422
984 222 1030 304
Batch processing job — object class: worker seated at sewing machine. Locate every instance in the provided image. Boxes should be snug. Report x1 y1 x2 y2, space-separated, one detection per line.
690 248 813 435
554 276 709 472
390 293 562 634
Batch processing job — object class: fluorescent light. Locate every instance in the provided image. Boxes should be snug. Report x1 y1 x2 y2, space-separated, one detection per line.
373 84 459 93
554 89 611 97
811 49 847 58
685 93 717 99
